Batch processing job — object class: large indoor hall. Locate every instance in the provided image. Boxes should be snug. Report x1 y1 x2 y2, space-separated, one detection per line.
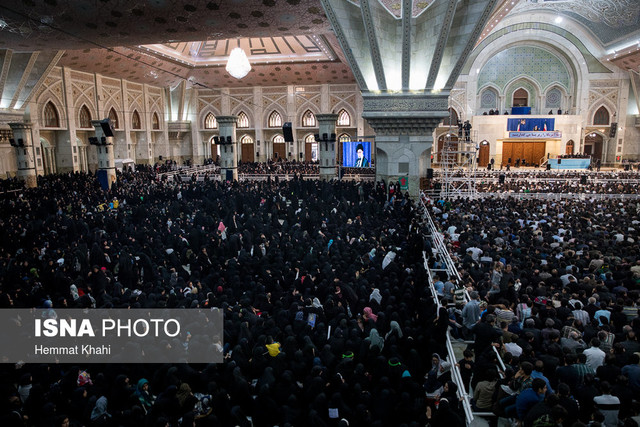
0 1 639 426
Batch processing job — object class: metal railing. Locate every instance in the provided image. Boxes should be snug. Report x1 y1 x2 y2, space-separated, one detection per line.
420 192 509 424
423 251 475 426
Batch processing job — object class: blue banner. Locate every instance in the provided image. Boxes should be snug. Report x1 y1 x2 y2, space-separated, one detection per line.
507 118 555 132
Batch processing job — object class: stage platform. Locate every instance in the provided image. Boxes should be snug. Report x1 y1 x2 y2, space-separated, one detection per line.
548 158 590 169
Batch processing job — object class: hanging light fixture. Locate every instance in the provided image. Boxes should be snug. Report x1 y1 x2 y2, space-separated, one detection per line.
226 47 251 79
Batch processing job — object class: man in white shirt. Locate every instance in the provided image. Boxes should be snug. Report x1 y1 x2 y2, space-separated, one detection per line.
583 337 606 371
593 381 620 427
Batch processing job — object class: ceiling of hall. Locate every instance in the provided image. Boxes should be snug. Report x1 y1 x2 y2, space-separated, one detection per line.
0 0 638 91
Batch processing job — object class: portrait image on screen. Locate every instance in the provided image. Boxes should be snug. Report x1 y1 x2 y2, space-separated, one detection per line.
343 141 372 168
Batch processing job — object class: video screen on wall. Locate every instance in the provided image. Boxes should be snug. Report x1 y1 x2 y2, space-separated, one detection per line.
342 141 372 168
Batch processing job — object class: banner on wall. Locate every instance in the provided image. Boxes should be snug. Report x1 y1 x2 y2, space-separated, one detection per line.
508 131 562 139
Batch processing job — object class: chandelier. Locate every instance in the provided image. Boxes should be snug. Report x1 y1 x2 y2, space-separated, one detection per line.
226 48 251 79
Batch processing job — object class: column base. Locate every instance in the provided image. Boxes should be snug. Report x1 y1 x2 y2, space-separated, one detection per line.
17 170 37 188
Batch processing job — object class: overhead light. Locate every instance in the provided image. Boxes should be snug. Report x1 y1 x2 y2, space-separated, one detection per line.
226 47 251 79
555 16 563 24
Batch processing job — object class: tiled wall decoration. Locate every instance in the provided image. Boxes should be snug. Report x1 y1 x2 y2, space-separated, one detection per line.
477 46 570 92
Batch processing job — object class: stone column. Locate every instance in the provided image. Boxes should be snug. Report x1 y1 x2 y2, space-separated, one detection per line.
316 113 338 180
91 120 116 189
362 93 448 198
9 122 37 188
217 116 238 181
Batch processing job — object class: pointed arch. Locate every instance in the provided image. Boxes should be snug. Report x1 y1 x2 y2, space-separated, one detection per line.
132 110 142 129
337 109 351 127
272 134 285 143
544 85 564 109
268 110 283 128
512 88 529 107
240 134 254 144
108 107 119 129
204 112 217 129
301 109 316 127
442 107 460 126
152 112 160 130
479 86 499 110
565 140 574 155
79 105 92 128
43 101 60 128
593 106 610 126
338 133 351 142
237 111 249 128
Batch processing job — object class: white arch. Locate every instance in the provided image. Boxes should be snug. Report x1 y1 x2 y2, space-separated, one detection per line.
39 96 66 127
589 104 615 126
466 30 589 114
263 106 287 128
198 106 222 129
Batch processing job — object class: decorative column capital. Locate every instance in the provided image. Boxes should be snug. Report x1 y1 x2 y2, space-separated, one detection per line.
216 116 238 125
361 92 449 136
316 113 339 124
8 122 33 131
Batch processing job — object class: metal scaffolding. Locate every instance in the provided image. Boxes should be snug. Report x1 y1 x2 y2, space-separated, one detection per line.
439 129 479 199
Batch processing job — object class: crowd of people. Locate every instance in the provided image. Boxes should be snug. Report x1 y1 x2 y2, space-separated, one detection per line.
0 170 455 427
0 159 639 427
237 160 319 175
425 194 640 427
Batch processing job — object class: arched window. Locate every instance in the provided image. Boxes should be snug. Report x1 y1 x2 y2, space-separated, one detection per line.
204 112 217 129
337 109 351 126
443 108 459 126
79 105 92 128
305 134 318 162
272 134 285 143
593 106 610 125
152 112 160 130
302 110 316 127
565 140 574 155
338 133 350 142
268 111 282 128
108 108 119 129
240 135 254 144
43 101 59 128
512 88 528 107
237 111 249 128
132 110 141 129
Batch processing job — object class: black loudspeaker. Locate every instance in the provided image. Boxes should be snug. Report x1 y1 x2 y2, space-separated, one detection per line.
226 136 232 144
581 175 587 185
89 137 100 146
499 174 505 184
256 151 260 157
159 155 163 161
487 163 492 171
557 158 561 164
225 170 233 181
427 168 433 179
546 163 551 171
283 122 294 142
100 118 114 137
213 136 220 144
609 123 617 138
